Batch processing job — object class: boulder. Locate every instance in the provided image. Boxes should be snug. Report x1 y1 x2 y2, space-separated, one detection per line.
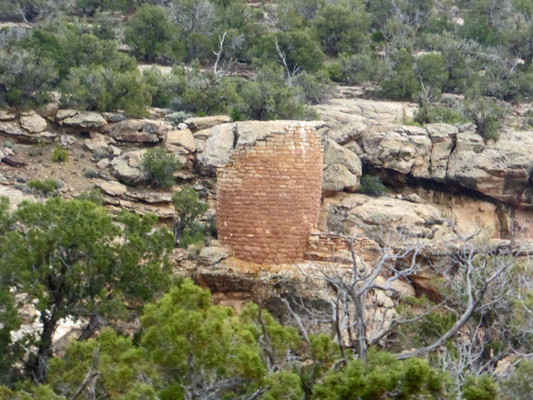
2 155 28 167
322 140 362 194
20 112 47 133
110 149 149 186
447 129 533 206
198 243 231 266
358 124 432 176
96 180 128 197
55 109 79 121
36 103 59 119
60 111 107 129
165 129 195 154
0 121 25 137
185 115 231 131
325 193 455 243
324 140 362 175
84 138 109 152
102 112 126 123
195 123 236 176
0 109 16 121
323 164 359 194
104 119 171 143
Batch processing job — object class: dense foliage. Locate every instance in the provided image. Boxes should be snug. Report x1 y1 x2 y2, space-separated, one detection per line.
1 0 528 136
0 197 174 384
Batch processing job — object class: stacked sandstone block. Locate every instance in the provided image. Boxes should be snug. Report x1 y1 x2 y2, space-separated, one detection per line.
306 230 350 257
217 123 323 264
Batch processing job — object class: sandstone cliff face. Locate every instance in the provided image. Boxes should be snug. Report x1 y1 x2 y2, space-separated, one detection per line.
1 89 533 335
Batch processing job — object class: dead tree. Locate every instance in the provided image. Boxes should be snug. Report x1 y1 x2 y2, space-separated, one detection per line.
289 230 531 371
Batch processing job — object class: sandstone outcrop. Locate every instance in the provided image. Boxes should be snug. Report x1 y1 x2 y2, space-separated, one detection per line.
103 119 172 143
20 112 47 133
110 149 148 186
185 115 231 131
447 129 533 207
165 129 195 155
322 139 362 194
58 110 107 129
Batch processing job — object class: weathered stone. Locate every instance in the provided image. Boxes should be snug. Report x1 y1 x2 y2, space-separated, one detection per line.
110 149 148 186
84 138 109 152
447 129 533 206
102 112 126 123
0 109 16 121
126 190 173 203
185 115 231 131
55 109 79 121
0 121 25 137
323 164 359 194
96 180 128 197
426 123 457 181
324 140 362 176
104 119 171 143
2 155 28 167
198 244 231 265
97 158 111 169
358 124 432 176
20 113 47 133
36 103 59 119
165 129 195 154
60 134 76 147
325 193 454 243
60 111 107 129
314 98 417 125
195 123 235 176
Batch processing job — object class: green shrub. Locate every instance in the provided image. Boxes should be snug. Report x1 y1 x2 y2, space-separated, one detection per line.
359 175 387 197
83 168 98 178
380 48 420 100
464 96 507 141
61 66 152 116
27 179 61 196
414 103 468 125
312 4 369 56
328 52 378 85
179 222 206 249
414 53 448 99
51 145 68 162
142 147 182 189
124 5 184 63
461 374 498 400
251 31 326 73
172 186 208 247
0 47 57 108
75 189 104 205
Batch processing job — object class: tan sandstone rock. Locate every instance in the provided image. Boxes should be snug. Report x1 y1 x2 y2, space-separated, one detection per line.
20 112 47 133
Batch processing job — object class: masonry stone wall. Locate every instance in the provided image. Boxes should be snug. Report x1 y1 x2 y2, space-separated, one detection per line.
216 123 323 264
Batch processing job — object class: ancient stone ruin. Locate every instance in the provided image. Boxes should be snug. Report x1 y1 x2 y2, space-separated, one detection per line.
216 122 323 264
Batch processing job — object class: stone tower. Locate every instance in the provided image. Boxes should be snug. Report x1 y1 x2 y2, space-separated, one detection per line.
216 121 323 264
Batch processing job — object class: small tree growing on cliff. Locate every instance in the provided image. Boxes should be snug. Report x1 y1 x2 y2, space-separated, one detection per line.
172 186 208 248
0 197 174 384
142 147 182 189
